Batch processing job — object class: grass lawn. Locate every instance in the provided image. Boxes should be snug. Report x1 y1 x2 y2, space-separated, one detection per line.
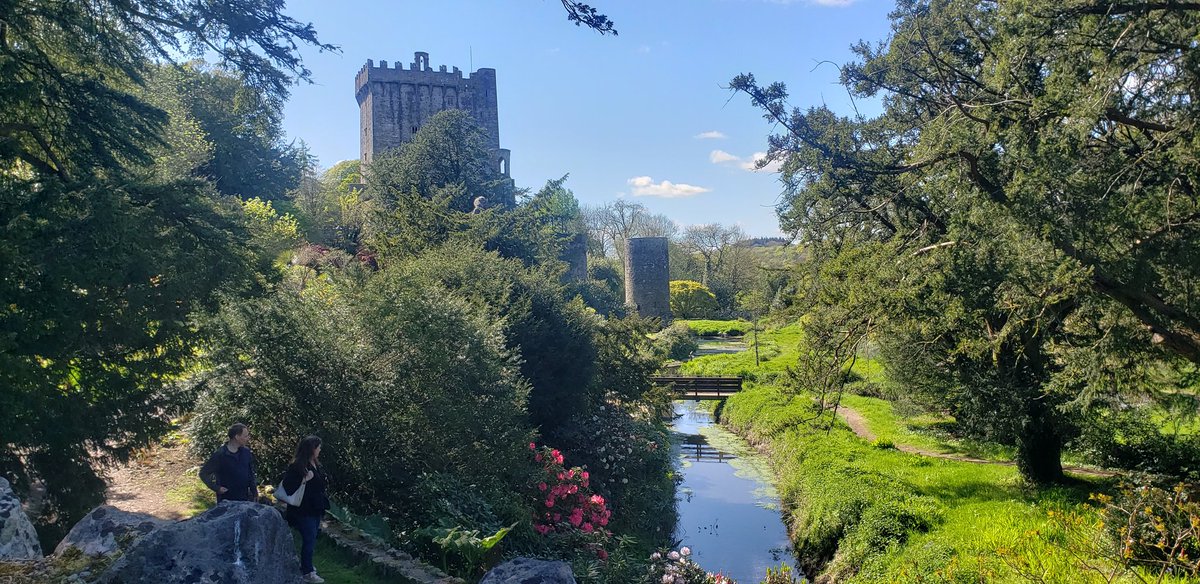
838 393 1016 461
675 318 753 337
688 323 1190 583
720 384 1187 583
299 533 395 584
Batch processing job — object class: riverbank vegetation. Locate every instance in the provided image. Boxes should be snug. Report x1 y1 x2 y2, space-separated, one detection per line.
689 322 1199 582
682 0 1200 579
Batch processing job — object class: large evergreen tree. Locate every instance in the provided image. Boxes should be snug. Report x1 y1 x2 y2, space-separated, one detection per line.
0 0 331 540
734 0 1200 482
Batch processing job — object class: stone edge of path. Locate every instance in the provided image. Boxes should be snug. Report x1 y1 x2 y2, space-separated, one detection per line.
321 517 464 584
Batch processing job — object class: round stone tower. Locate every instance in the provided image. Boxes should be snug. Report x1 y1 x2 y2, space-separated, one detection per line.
562 232 588 283
624 236 671 323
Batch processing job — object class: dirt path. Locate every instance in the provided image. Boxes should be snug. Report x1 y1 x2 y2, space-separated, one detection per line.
834 405 1117 478
104 443 200 520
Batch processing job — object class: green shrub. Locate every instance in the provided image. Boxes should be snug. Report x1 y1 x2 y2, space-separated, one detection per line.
190 270 534 529
398 243 599 444
656 322 698 361
669 280 719 319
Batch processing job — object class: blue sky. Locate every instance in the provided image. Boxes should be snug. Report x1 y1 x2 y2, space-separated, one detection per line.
280 0 894 237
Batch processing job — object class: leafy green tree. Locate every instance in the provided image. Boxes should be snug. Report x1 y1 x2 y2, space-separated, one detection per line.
0 0 331 539
733 0 1200 482
152 62 306 201
368 110 514 214
398 244 599 441
670 280 719 319
190 271 534 528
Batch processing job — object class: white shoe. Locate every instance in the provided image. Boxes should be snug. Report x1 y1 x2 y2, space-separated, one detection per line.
303 572 325 583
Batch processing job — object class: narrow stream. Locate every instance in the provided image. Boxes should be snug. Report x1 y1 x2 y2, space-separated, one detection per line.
669 339 802 583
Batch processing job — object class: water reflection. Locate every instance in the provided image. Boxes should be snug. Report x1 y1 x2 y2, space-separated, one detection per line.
670 400 802 584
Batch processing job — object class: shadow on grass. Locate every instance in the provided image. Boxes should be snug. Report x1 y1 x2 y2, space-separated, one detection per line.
294 531 395 584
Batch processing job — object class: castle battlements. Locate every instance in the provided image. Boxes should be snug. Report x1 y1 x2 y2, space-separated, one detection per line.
356 51 508 178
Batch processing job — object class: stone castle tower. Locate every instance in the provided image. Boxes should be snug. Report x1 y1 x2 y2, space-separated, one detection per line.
355 51 510 176
625 237 671 323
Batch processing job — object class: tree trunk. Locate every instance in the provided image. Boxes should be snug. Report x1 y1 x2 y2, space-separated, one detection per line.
1015 398 1065 484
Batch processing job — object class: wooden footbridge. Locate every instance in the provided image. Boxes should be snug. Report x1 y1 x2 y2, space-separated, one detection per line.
649 375 742 400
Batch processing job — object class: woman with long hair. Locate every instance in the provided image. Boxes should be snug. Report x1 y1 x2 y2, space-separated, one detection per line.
280 435 330 583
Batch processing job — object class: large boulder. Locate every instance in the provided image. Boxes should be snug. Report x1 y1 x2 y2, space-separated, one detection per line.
97 501 301 584
54 505 168 557
480 558 577 584
0 477 42 560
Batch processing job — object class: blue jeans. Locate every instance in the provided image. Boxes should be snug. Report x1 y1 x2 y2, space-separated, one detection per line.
294 514 321 574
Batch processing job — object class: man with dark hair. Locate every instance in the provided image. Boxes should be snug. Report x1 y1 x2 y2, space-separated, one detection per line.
199 422 258 502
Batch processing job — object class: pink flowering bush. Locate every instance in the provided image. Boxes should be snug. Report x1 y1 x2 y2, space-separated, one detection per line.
528 443 613 559
646 547 736 584
556 403 676 540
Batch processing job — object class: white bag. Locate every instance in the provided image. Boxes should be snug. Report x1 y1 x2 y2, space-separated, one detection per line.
274 480 306 506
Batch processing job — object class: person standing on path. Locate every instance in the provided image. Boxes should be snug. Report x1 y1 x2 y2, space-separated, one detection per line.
199 423 258 503
282 435 330 584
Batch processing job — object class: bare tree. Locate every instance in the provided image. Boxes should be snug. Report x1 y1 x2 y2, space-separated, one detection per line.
681 223 746 285
583 200 677 260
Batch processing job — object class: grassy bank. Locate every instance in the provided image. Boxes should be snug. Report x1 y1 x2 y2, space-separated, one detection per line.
698 323 1189 583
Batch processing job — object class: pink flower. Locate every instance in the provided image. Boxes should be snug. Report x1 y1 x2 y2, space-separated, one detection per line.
538 482 547 491
535 454 543 462
529 442 536 450
596 548 608 560
534 524 552 535
553 513 561 522
545 499 554 508
590 494 605 505
582 522 594 533
569 508 584 526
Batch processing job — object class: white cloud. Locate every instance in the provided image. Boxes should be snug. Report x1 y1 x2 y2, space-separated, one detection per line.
741 152 784 173
627 176 710 198
695 131 727 140
709 150 740 164
709 149 783 173
637 45 652 54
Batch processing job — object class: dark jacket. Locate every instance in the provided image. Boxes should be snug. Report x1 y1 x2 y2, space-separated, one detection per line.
281 461 329 522
199 444 257 502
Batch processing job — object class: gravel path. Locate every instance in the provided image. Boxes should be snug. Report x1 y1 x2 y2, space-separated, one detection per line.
104 443 199 520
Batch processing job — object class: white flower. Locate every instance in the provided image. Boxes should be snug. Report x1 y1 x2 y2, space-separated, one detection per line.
622 478 629 484
680 546 691 556
650 552 661 561
661 576 672 584
668 551 680 560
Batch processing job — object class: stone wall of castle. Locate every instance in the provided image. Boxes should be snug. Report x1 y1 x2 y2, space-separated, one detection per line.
355 52 509 175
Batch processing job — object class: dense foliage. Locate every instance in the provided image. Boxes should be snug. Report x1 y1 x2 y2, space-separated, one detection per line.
0 0 329 542
669 280 719 319
734 0 1200 483
190 267 535 529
